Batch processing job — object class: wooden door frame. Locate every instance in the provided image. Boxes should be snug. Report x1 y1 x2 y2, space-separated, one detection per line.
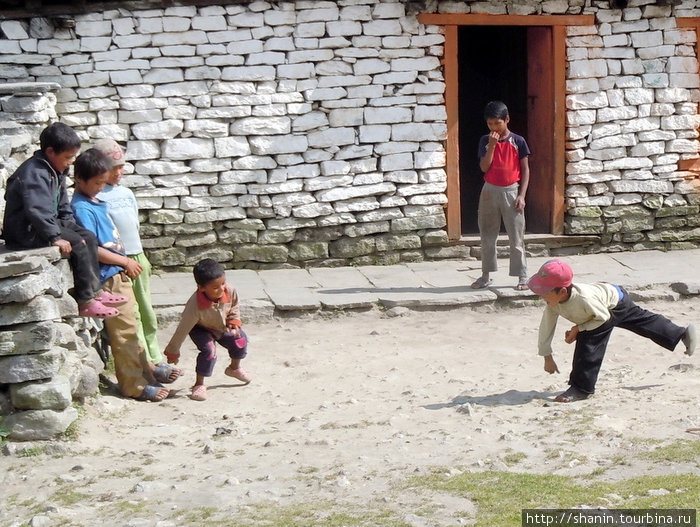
417 13 594 240
677 18 700 175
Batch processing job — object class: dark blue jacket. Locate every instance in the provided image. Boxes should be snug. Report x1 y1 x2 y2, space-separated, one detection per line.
1 150 76 248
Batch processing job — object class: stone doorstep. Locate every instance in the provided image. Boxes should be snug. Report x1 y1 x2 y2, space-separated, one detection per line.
456 234 601 248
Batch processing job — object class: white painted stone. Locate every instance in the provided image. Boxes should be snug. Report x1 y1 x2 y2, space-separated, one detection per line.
630 141 665 157
213 136 251 158
230 116 290 135
249 134 308 155
415 151 446 169
316 182 396 202
308 128 355 148
604 157 653 170
126 140 161 160
661 114 700 131
1 20 29 39
118 109 163 124
162 138 215 160
638 46 675 60
221 65 275 82
113 35 152 49
589 133 636 150
291 112 329 132
608 180 672 193
364 107 411 125
668 73 700 89
132 120 184 140
566 92 608 110
391 57 440 72
304 87 347 101
184 119 228 138
566 159 605 175
566 78 600 94
328 108 364 127
569 59 608 78
110 70 143 86
667 139 700 153
75 20 112 37
391 123 447 142
362 19 401 36
277 62 315 79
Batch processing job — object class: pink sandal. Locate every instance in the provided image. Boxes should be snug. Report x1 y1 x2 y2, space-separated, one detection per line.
78 300 119 319
95 290 128 306
190 384 207 401
225 366 251 384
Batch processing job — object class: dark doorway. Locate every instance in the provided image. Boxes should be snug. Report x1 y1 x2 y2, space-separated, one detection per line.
458 26 529 234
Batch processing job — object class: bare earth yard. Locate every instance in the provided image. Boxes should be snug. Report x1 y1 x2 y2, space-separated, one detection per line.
2 297 699 527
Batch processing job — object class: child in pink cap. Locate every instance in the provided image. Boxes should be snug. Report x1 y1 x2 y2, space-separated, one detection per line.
528 259 696 402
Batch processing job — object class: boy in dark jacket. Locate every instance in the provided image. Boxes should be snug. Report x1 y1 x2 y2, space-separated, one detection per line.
1 122 122 318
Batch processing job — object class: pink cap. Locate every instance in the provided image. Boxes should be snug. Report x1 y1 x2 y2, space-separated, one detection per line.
527 259 573 295
93 138 125 168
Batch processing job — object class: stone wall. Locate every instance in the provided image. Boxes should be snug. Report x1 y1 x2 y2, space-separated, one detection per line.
0 0 699 269
0 247 104 441
0 82 62 223
564 1 700 250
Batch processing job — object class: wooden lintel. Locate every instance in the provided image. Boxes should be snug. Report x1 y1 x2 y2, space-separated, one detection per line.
417 13 595 27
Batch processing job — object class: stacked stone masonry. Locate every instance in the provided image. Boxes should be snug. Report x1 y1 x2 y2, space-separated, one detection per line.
0 0 699 270
0 247 104 441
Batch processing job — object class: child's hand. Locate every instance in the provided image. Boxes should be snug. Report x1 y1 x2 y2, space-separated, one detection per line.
52 238 72 256
564 325 579 344
164 351 179 365
514 196 526 211
124 258 143 279
487 130 500 146
543 355 560 374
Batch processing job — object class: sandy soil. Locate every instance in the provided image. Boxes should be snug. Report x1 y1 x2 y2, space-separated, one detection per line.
1 297 699 527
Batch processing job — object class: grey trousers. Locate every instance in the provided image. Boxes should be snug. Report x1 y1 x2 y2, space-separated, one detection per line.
477 181 527 277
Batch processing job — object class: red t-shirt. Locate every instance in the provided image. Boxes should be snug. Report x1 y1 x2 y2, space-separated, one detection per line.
477 132 531 187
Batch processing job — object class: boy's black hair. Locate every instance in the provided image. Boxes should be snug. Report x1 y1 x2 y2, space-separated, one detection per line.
74 148 112 181
193 258 225 286
39 122 81 154
484 100 509 121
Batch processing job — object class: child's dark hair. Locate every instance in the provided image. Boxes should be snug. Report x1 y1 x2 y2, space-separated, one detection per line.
484 100 509 120
39 122 81 154
74 148 112 181
193 258 225 286
552 285 573 296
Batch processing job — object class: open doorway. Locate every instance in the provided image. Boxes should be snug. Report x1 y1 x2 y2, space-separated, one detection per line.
458 26 529 234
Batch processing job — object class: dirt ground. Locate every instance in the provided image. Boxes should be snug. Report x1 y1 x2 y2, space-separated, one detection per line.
1 297 699 527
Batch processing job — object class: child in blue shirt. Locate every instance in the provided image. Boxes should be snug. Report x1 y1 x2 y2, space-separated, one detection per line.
71 148 174 402
93 139 176 381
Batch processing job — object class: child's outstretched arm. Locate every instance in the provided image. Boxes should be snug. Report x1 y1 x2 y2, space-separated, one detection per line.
163 296 200 364
543 354 560 374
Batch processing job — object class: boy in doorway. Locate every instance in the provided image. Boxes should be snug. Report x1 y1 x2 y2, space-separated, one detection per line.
471 101 530 291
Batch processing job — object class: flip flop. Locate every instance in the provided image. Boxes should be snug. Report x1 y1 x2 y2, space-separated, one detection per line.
554 386 590 403
153 363 183 384
515 277 529 290
78 300 119 319
471 276 492 289
136 384 170 402
95 290 128 306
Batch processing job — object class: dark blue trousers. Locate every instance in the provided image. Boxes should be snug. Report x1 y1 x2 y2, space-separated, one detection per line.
570 288 685 394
